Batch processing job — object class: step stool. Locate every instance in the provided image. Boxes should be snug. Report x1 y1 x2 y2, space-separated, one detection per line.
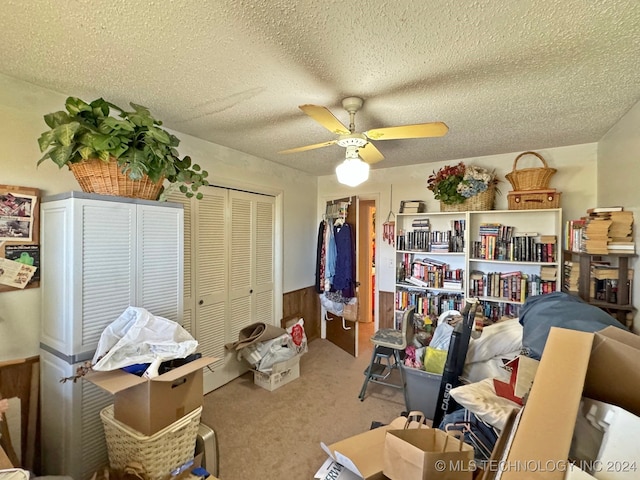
358 345 404 401
196 422 219 477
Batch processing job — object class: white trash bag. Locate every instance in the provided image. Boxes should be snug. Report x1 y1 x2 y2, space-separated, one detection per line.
91 306 198 376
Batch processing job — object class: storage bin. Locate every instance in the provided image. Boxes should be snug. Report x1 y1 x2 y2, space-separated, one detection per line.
100 404 201 480
402 364 442 421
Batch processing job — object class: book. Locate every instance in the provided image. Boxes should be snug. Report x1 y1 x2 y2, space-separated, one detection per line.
400 200 426 213
586 206 624 214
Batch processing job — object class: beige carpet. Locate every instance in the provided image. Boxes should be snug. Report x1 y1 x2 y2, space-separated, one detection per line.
201 338 406 480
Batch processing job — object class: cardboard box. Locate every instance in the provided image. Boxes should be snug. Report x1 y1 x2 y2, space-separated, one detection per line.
485 326 640 480
86 356 216 435
253 353 301 391
493 355 539 405
319 415 425 479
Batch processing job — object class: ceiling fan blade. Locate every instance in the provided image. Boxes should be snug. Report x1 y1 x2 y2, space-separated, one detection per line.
359 142 385 164
278 139 338 154
299 104 351 135
365 122 449 140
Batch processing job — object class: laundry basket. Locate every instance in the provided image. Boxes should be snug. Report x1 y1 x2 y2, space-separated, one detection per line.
100 404 202 480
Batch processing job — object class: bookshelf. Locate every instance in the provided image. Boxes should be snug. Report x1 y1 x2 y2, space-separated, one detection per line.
394 208 563 322
562 250 636 325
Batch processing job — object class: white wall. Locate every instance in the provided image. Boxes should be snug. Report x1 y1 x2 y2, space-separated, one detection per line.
318 143 598 294
598 99 640 333
0 74 319 362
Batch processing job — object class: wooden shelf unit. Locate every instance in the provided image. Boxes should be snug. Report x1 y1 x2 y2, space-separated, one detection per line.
562 249 636 324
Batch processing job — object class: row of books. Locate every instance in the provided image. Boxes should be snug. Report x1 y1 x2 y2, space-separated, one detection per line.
396 229 465 252
468 270 557 302
592 277 631 304
565 207 635 254
477 300 522 322
477 223 518 242
394 289 464 318
471 235 557 262
405 258 464 290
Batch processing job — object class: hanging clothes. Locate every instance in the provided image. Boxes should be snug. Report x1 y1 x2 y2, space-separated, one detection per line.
324 220 337 291
332 222 354 298
315 220 327 293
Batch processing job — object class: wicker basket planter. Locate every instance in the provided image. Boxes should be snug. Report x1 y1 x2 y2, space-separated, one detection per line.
69 158 164 200
440 184 496 212
506 151 557 191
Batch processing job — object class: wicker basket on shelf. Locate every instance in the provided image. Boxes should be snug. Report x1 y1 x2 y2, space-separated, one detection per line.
440 184 496 212
69 158 164 200
505 151 557 191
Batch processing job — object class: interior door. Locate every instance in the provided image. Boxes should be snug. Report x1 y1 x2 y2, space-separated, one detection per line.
325 196 361 356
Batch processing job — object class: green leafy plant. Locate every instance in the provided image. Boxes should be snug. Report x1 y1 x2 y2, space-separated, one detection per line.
37 97 209 199
427 162 467 204
427 162 498 205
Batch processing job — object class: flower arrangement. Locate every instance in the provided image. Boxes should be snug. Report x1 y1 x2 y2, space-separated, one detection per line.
427 162 498 205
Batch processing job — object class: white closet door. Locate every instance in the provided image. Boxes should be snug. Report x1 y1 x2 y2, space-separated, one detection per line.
228 190 275 337
195 187 229 391
171 186 275 392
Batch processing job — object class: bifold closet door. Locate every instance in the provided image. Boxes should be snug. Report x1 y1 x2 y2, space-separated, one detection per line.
170 186 275 392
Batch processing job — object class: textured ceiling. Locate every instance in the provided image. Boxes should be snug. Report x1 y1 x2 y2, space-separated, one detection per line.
0 0 639 176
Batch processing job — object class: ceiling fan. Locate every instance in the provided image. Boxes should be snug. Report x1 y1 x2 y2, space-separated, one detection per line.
278 96 448 164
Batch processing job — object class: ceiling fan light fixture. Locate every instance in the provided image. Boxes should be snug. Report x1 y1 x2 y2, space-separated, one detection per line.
336 154 369 187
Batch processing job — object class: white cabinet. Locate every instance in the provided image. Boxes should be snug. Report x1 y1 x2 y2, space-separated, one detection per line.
395 208 562 322
39 192 183 479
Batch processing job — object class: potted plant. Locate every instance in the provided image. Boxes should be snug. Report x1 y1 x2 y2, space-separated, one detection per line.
37 97 209 200
427 162 499 211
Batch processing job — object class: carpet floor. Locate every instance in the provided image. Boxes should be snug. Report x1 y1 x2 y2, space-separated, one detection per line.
201 337 406 479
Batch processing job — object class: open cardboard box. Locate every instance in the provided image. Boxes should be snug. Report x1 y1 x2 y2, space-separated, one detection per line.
483 326 640 480
86 356 216 435
318 415 426 479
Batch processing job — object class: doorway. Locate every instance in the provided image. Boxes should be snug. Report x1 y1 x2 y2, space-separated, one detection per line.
323 195 378 357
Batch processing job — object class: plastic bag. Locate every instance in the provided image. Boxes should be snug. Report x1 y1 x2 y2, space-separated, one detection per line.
286 317 308 355
423 346 448 374
430 316 456 350
91 306 198 376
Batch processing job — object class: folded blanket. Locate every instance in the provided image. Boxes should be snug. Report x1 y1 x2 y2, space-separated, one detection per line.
224 322 286 351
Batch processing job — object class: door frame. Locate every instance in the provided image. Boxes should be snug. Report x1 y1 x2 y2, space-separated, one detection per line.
320 193 380 356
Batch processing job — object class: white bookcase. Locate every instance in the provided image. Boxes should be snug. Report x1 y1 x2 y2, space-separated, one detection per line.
394 208 562 323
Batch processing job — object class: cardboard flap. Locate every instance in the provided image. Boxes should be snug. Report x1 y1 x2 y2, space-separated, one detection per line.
151 357 217 382
323 426 389 478
502 328 593 480
85 368 147 393
585 328 640 416
85 356 217 393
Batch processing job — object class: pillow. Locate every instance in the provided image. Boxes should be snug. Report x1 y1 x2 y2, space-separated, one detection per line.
466 318 523 364
450 378 521 430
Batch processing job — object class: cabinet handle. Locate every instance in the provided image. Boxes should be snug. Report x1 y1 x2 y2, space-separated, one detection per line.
249 289 254 294
199 300 204 305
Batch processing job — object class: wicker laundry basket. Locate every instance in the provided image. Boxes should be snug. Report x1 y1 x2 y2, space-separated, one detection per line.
101 404 201 480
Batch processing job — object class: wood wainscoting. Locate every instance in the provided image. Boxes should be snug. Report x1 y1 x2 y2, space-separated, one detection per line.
282 286 321 342
378 290 395 330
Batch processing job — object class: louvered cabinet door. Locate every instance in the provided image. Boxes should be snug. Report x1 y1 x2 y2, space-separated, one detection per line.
136 203 184 323
41 198 137 356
